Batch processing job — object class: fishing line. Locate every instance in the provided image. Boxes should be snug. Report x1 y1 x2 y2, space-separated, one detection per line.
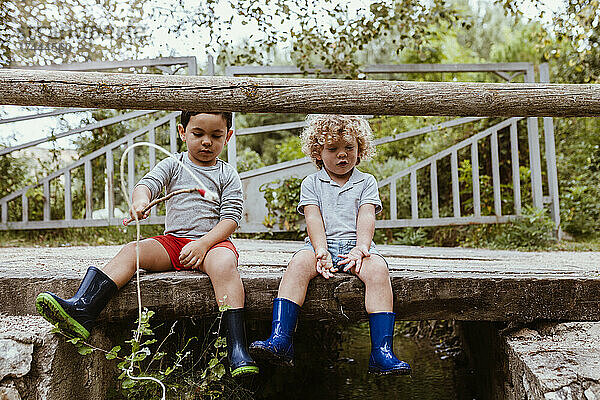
119 141 217 399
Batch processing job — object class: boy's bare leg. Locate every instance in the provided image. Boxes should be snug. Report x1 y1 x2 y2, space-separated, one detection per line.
353 255 393 313
277 250 319 306
102 239 173 288
200 247 244 309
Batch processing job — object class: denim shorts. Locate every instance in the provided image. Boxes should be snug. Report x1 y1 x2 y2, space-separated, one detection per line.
294 239 387 273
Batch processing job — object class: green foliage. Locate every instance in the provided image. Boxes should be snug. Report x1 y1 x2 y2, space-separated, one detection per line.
561 183 600 236
463 206 555 250
275 136 304 163
53 307 236 399
1 0 149 66
389 228 433 247
0 225 164 247
260 177 303 232
236 147 265 173
153 0 468 77
377 206 555 250
554 118 600 237
0 146 32 199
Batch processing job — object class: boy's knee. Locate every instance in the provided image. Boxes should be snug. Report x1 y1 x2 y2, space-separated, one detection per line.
287 253 314 271
204 249 238 277
115 242 137 259
361 257 389 283
285 253 317 280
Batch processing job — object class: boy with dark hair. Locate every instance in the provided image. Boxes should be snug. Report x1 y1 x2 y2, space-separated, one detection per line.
35 111 258 377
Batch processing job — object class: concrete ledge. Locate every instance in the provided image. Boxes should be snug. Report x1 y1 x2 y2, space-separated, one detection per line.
504 322 600 399
0 315 114 400
1 240 600 322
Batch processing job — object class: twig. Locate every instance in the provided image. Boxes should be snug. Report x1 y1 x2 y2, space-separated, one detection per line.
122 187 203 226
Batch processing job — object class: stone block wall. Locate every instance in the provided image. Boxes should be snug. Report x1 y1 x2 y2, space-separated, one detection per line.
0 315 115 400
503 322 600 400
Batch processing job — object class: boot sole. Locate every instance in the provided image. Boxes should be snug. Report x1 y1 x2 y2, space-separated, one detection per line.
368 367 412 376
248 346 294 367
35 293 90 340
231 365 259 377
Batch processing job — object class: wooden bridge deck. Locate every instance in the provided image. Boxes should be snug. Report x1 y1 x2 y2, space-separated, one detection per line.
0 239 599 322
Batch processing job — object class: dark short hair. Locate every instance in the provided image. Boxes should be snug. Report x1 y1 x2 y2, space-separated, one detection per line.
180 111 233 131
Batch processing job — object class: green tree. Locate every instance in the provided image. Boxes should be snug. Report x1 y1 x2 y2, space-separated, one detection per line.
153 0 469 78
0 0 149 66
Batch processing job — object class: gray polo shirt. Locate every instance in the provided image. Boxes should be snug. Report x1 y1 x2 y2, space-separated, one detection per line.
297 168 382 241
136 153 243 239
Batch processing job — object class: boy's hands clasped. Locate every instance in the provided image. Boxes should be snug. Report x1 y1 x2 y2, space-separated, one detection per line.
315 245 371 278
314 247 334 279
337 245 370 274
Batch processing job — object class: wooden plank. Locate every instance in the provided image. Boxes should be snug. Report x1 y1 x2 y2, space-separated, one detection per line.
2 240 599 322
1 69 599 117
410 171 418 219
390 180 397 220
169 116 178 154
22 193 28 223
431 160 439 219
491 131 502 216
43 181 50 221
510 122 522 215
525 67 544 209
1 201 6 224
539 63 561 228
64 170 72 220
451 151 461 217
84 160 93 220
106 150 114 219
472 142 481 217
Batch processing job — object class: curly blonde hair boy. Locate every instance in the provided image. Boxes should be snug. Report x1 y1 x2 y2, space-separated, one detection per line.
300 114 375 169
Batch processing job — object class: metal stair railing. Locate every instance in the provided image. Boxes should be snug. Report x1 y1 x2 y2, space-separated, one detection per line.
376 117 524 228
0 112 180 229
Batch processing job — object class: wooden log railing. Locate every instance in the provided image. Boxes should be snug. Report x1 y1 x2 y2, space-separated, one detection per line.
1 69 599 117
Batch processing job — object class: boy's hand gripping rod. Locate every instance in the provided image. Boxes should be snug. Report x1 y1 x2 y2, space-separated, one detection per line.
120 142 218 226
122 187 207 226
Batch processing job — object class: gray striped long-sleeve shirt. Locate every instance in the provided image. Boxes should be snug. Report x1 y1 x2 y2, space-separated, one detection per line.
136 153 243 238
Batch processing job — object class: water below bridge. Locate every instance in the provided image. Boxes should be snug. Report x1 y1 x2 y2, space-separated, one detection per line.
249 321 476 400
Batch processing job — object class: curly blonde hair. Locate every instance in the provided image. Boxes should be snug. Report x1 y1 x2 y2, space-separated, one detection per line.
300 114 375 169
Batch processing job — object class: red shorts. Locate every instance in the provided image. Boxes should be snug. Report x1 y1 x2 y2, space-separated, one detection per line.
150 234 239 270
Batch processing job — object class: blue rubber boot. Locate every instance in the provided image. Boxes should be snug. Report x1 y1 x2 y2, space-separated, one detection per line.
368 312 412 375
35 266 118 340
249 298 300 367
223 308 259 377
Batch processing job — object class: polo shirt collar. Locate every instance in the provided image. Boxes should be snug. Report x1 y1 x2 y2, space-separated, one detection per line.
317 167 366 189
